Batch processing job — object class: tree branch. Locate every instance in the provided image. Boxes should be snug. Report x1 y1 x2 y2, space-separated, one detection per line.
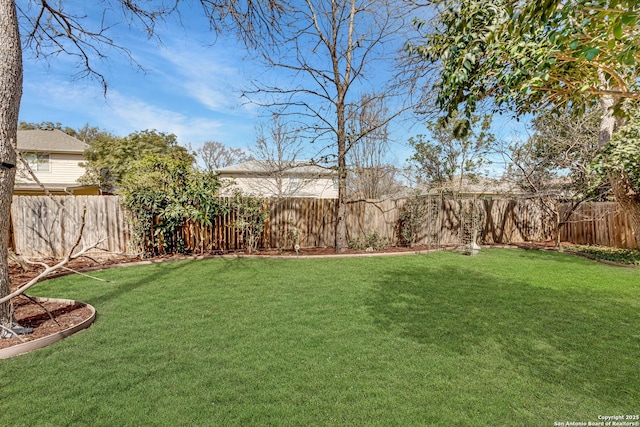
0 208 104 305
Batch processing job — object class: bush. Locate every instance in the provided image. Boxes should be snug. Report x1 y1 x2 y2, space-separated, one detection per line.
120 154 224 256
567 245 640 266
229 191 268 253
398 195 427 247
348 231 388 251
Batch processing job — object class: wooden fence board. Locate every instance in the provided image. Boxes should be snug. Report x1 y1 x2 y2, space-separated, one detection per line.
11 196 638 258
11 196 130 257
558 202 637 249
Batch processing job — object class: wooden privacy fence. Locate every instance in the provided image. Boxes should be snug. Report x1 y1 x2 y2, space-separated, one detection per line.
11 196 130 258
264 197 556 249
165 197 557 252
559 202 638 249
9 195 638 257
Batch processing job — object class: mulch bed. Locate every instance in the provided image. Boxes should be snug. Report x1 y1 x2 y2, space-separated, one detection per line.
0 296 94 350
1 254 139 351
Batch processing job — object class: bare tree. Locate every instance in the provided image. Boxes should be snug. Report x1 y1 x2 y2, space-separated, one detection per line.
1 0 283 332
243 0 414 251
346 93 402 199
500 106 608 245
250 114 314 198
503 107 604 199
197 141 252 173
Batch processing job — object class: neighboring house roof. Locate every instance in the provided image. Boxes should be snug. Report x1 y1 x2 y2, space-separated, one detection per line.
426 175 524 197
17 129 89 154
13 183 100 196
217 160 338 199
14 129 100 195
217 160 335 177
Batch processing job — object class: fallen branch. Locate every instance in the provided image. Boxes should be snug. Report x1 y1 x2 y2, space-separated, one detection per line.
1 208 104 305
22 294 60 327
8 249 31 272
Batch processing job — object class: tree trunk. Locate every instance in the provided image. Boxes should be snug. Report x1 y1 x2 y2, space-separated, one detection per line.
0 0 23 329
611 178 640 248
335 103 348 252
598 93 640 248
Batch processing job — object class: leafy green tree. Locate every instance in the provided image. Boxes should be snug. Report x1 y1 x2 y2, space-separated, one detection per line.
74 124 116 145
18 121 76 135
120 154 223 256
80 129 193 193
409 0 640 245
409 0 639 121
19 121 117 146
408 113 495 193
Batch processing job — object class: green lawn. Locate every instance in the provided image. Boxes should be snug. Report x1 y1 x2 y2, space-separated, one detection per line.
1 249 638 426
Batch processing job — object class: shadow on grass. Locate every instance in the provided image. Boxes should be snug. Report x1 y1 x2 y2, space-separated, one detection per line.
367 264 640 405
88 255 274 307
88 257 233 306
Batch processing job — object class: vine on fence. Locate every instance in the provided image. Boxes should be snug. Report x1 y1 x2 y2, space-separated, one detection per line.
398 195 428 247
229 191 268 253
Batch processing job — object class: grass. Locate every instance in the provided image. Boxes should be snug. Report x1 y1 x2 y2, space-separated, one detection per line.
1 248 639 426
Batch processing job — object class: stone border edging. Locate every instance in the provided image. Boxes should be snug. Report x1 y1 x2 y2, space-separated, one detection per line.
0 297 96 359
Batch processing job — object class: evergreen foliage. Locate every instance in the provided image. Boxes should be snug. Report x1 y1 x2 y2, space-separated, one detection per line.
593 104 640 195
120 154 224 256
408 0 640 124
81 129 194 193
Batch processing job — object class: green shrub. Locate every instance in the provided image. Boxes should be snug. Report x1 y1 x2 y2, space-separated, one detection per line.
348 231 388 251
120 154 224 256
229 191 268 253
567 244 640 266
398 195 427 247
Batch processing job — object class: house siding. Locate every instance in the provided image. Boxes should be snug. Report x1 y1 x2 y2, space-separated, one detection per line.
220 176 338 198
16 153 86 185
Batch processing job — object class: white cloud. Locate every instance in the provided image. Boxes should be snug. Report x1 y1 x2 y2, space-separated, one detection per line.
18 17 263 151
20 73 254 148
154 41 252 115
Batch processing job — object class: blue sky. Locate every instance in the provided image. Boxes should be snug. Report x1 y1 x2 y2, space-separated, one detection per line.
18 3 527 172
20 6 259 153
